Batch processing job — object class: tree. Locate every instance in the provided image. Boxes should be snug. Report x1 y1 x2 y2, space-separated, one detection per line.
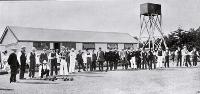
165 27 200 51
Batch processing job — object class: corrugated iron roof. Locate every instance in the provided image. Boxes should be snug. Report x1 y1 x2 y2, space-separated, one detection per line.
2 26 138 43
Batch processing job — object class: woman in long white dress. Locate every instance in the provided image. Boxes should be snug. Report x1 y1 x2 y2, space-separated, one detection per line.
2 50 10 72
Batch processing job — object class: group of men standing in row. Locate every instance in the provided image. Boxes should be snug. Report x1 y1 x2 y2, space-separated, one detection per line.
7 46 78 83
99 45 199 71
6 45 199 83
175 46 199 67
6 46 111 83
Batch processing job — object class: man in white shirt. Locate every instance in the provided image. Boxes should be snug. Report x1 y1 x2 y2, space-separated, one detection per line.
69 48 76 73
182 46 191 67
59 46 69 75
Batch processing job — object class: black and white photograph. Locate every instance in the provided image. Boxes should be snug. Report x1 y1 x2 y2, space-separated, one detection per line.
0 0 200 94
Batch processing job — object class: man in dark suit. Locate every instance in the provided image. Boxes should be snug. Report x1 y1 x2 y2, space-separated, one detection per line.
191 47 199 66
17 46 27 79
107 49 114 70
164 48 170 68
28 47 36 78
105 49 110 72
49 49 58 76
97 47 105 71
76 50 86 72
148 48 154 70
141 48 148 69
176 47 182 67
113 49 120 70
39 49 48 64
135 48 141 69
8 48 19 83
91 50 97 71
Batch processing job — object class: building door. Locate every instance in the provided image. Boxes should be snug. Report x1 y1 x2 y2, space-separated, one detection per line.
54 42 60 51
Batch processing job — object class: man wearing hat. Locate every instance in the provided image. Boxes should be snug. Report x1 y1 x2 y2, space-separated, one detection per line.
164 47 170 68
148 48 154 70
141 48 148 69
48 49 58 76
8 48 19 83
182 46 191 67
157 47 163 68
27 47 37 78
175 47 182 67
76 50 86 72
97 47 105 71
135 48 141 69
59 46 69 75
17 46 27 79
191 47 199 66
113 48 120 70
39 49 48 78
39 60 50 78
91 49 97 71
104 49 110 71
69 48 76 73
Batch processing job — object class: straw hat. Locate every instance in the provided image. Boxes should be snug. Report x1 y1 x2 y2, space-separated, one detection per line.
43 60 48 64
21 46 26 49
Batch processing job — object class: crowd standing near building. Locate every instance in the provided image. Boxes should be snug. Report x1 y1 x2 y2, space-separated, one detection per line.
0 45 199 83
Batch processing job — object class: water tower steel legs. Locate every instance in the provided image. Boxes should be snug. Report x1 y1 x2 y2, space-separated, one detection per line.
139 14 166 50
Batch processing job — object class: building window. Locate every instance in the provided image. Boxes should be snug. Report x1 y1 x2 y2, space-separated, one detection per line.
107 43 118 49
124 43 134 49
33 42 50 50
62 42 76 50
83 43 95 50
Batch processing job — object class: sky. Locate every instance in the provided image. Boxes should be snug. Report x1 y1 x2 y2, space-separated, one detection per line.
0 0 200 38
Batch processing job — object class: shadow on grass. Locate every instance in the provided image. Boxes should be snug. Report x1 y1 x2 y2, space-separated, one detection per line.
72 74 104 77
77 71 106 74
0 88 14 91
83 75 104 77
18 81 59 84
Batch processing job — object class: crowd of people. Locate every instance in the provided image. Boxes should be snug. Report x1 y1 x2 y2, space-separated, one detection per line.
0 45 199 83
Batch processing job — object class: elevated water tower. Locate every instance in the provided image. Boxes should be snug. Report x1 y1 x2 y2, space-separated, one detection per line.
139 3 167 49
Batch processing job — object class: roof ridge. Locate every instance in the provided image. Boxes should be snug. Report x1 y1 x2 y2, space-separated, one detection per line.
8 25 130 35
3 25 138 43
